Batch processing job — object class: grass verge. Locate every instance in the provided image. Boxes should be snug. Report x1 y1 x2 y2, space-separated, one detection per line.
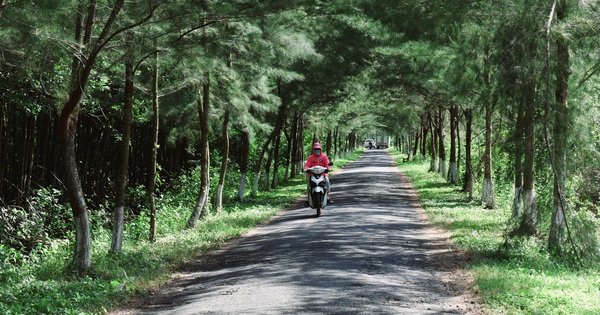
391 150 600 315
0 150 363 315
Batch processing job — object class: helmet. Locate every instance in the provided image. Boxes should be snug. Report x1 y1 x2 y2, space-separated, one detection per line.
312 142 322 150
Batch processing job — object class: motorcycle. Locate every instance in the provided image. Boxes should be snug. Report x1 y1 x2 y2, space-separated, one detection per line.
305 165 330 217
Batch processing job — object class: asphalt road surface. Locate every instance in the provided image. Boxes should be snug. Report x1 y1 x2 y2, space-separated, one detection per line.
114 150 479 315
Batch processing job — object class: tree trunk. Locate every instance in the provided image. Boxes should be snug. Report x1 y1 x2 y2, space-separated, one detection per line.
333 126 338 160
187 73 211 228
549 0 570 253
512 98 525 220
514 78 537 236
296 114 305 173
289 112 298 179
238 130 250 201
271 129 282 189
326 129 332 157
449 105 458 184
438 106 446 177
148 48 159 242
270 81 285 190
420 116 428 161
60 2 91 275
61 113 91 274
462 108 473 199
111 43 134 254
283 126 290 181
216 110 230 211
481 101 494 209
253 138 272 195
428 113 437 172
456 109 461 184
263 145 273 191
60 0 125 274
412 130 419 158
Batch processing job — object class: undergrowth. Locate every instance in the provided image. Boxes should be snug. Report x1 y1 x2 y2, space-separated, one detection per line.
0 150 362 315
392 151 600 315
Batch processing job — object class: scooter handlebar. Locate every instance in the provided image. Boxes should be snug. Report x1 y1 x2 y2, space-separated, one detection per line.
305 166 329 174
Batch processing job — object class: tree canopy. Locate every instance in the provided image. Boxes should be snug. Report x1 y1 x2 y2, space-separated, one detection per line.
1 0 600 274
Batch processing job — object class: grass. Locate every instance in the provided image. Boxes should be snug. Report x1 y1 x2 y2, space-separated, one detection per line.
0 150 363 315
391 150 600 315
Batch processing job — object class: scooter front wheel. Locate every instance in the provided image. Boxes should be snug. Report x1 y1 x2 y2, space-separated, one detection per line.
313 191 323 217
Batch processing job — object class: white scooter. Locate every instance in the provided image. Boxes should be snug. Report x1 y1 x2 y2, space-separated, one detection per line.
305 165 330 217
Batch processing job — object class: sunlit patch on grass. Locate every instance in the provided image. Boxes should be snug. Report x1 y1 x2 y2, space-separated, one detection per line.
390 150 600 315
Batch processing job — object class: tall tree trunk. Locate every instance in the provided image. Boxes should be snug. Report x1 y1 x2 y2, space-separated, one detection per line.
449 105 458 184
512 98 525 220
61 110 91 274
148 48 159 242
187 73 211 228
238 129 250 200
111 42 134 254
62 5 88 270
271 129 282 189
217 50 234 210
216 110 230 211
420 116 428 161
514 79 538 236
326 129 332 157
456 110 461 184
481 100 494 209
60 2 91 275
438 106 446 177
263 145 273 191
59 0 124 275
549 0 570 253
295 114 305 173
253 137 272 195
283 126 291 181
289 111 299 179
428 113 437 172
270 81 285 190
333 126 338 160
462 108 473 198
412 130 419 159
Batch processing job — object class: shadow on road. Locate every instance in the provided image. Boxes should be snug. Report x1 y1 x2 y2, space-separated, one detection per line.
115 150 478 315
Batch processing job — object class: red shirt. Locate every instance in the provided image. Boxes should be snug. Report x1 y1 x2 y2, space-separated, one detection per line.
304 153 330 175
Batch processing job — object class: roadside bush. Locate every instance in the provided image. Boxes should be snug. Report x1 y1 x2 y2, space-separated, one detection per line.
0 187 70 251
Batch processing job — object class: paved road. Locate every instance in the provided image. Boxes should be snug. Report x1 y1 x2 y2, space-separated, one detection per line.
115 150 476 314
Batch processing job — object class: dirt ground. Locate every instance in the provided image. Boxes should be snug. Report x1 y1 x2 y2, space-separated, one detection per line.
112 150 485 315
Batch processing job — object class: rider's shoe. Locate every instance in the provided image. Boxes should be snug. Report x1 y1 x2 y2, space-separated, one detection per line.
304 201 309 207
327 199 333 205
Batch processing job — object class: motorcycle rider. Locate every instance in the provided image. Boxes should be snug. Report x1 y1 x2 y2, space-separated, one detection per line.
303 142 332 205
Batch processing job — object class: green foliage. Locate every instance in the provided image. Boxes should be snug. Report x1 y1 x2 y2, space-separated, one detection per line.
396 154 600 315
0 148 364 315
0 182 299 315
0 187 70 251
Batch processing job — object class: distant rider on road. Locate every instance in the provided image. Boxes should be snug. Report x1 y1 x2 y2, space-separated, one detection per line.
304 142 332 205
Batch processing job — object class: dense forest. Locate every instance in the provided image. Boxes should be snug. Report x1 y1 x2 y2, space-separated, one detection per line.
1 0 600 286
